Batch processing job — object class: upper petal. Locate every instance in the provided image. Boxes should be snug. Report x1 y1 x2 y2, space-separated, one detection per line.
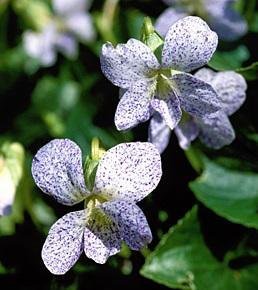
53 0 88 15
114 80 153 130
84 207 121 264
174 118 199 150
210 71 247 116
162 16 218 72
150 93 182 130
205 0 247 41
197 111 235 149
155 7 189 37
65 12 95 41
172 73 221 118
93 142 162 202
31 139 89 206
41 210 85 274
100 39 159 89
101 200 152 250
23 28 57 67
148 113 171 154
195 68 247 116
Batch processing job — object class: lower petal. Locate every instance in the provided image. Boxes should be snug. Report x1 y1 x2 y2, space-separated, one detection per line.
42 210 85 275
101 200 152 251
115 80 153 130
172 73 221 118
174 118 199 150
197 111 235 149
148 113 171 154
150 94 182 130
84 207 121 264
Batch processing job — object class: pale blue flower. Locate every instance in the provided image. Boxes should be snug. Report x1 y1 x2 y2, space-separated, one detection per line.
149 68 247 152
156 0 247 41
31 139 162 274
23 0 95 66
100 16 220 132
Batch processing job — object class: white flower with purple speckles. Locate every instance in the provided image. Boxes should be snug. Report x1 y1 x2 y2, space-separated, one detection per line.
156 0 247 41
23 0 95 66
31 139 162 274
100 16 221 132
149 68 247 152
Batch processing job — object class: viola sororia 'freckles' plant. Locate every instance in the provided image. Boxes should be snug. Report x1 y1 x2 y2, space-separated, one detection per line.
23 0 95 66
149 68 247 152
156 0 247 41
100 16 221 133
31 139 162 274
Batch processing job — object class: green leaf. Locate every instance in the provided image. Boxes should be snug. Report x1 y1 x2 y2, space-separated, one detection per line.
249 13 258 32
141 206 258 290
208 46 250 71
236 62 258 81
190 158 258 229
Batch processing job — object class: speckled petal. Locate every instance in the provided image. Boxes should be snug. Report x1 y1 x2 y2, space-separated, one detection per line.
114 80 153 130
32 139 88 206
101 200 152 250
148 113 171 154
162 16 218 72
84 208 121 264
155 7 188 37
65 12 95 41
209 71 247 116
150 94 181 130
172 73 221 118
93 142 162 202
206 0 247 41
197 111 235 149
53 0 88 15
174 118 199 150
42 210 85 275
194 67 216 83
100 39 160 89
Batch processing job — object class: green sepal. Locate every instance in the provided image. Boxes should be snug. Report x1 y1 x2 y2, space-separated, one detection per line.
83 155 99 192
140 17 164 53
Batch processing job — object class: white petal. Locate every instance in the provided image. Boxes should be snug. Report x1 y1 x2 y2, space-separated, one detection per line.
197 111 235 149
93 142 162 202
162 16 218 72
205 0 247 41
148 113 171 154
150 94 182 130
114 80 153 130
32 139 89 206
100 39 159 89
210 71 247 116
174 118 199 150
172 73 221 118
23 27 57 66
65 12 95 41
101 200 152 250
42 210 85 274
195 68 247 116
56 34 78 58
155 7 188 37
84 207 121 264
53 0 89 15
